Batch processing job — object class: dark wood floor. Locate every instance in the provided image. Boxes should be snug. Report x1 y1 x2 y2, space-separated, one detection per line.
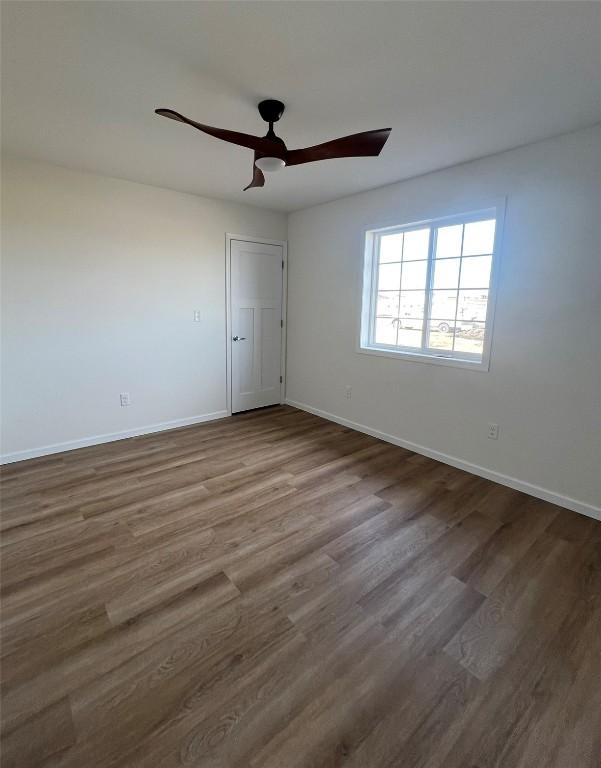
1 405 599 768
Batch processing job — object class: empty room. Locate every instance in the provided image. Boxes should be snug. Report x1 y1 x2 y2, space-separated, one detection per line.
1 1 600 766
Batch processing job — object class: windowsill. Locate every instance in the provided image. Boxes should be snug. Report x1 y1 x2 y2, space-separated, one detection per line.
357 344 490 372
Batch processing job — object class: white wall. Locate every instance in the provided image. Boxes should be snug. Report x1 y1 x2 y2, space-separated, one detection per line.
1 157 286 460
286 126 601 516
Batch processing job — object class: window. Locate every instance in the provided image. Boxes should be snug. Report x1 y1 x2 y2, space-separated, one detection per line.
359 207 501 369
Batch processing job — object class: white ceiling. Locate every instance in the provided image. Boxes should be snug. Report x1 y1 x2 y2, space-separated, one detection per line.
2 1 600 212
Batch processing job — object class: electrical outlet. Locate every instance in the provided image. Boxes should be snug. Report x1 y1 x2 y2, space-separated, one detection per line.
345 385 352 400
487 423 499 440
193 310 201 322
120 392 131 407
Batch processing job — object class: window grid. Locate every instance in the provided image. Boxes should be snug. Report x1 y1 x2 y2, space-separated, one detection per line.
366 210 497 364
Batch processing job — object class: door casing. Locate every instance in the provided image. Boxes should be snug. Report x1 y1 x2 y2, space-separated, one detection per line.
225 233 288 416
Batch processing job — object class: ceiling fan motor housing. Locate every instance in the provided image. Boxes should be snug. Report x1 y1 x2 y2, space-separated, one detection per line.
258 99 285 124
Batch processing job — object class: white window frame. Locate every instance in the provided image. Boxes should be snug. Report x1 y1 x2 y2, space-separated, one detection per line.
358 203 505 372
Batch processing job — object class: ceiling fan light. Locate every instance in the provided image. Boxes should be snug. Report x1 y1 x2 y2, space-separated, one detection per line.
255 156 285 173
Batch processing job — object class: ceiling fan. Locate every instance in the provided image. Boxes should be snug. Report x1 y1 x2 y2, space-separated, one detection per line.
155 99 391 190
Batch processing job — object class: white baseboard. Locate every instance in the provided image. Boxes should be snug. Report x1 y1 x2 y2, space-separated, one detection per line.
285 398 601 522
0 410 230 465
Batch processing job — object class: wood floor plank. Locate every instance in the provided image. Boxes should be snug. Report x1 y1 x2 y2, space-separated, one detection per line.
452 495 560 595
444 531 572 680
423 555 601 768
1 404 599 767
0 697 76 768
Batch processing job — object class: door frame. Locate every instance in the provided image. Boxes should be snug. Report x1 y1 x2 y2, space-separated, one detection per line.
225 233 288 416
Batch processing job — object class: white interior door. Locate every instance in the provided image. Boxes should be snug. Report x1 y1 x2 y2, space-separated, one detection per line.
230 239 284 413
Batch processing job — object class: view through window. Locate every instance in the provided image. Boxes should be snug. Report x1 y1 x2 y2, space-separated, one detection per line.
362 209 499 366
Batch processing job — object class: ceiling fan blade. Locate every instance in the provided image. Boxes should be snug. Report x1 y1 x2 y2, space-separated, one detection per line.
285 128 391 166
243 160 265 191
155 108 284 156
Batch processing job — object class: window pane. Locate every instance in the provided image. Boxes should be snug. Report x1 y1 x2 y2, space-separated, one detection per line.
396 317 423 331
403 227 430 261
436 224 463 259
460 256 492 288
430 290 457 319
459 255 492 289
376 291 399 317
396 324 423 348
379 232 403 263
462 219 495 256
457 290 489 323
429 319 456 334
378 262 401 290
399 290 426 319
433 257 460 289
401 260 427 290
374 317 397 345
454 322 485 356
428 325 454 350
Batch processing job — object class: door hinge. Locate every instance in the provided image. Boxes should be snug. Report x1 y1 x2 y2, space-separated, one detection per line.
280 376 283 383
280 319 283 328
282 260 284 269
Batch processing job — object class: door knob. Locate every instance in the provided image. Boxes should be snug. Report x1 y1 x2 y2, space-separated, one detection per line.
232 335 246 341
